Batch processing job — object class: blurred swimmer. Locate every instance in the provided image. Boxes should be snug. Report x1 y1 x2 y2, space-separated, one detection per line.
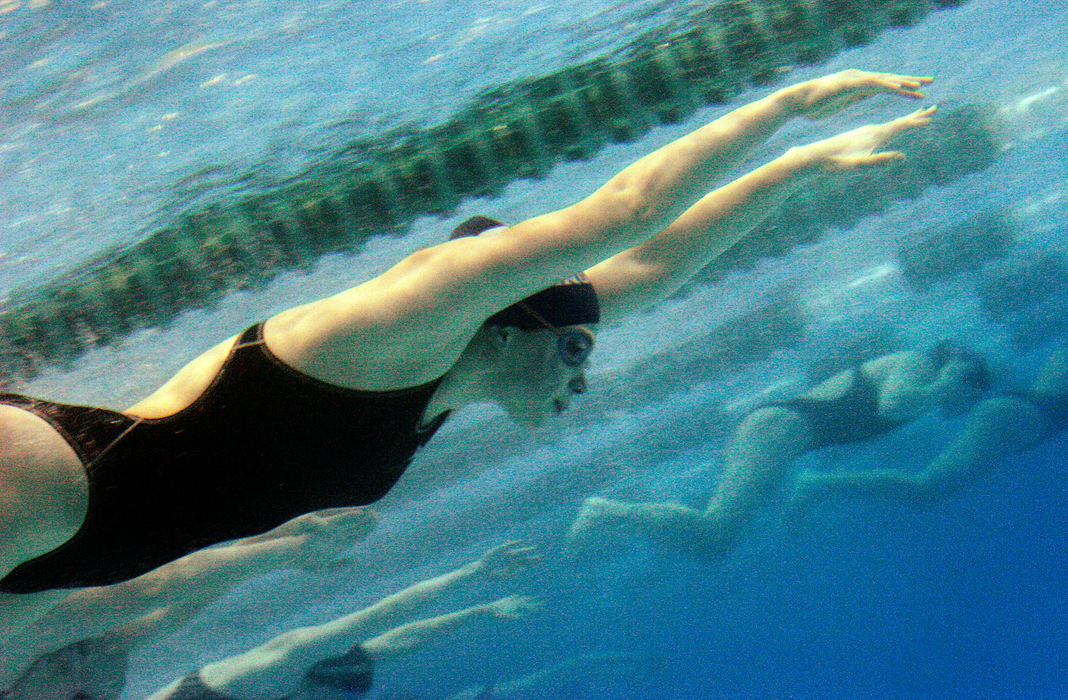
567 343 990 558
3 541 540 699
787 346 1068 522
2 609 168 700
148 541 541 700
0 507 376 686
1 70 934 615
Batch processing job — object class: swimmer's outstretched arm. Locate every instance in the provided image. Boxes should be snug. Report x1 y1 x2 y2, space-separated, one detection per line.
304 71 931 377
181 541 540 698
361 594 542 662
145 596 540 700
316 540 541 639
789 395 1048 522
586 102 936 319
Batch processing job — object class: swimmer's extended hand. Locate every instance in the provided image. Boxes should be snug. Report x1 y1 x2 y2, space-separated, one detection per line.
474 540 543 579
794 105 938 172
789 69 934 119
270 507 378 569
488 594 543 619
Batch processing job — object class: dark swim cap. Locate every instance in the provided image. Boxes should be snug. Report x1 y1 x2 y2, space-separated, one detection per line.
303 643 374 695
930 340 992 392
449 216 600 329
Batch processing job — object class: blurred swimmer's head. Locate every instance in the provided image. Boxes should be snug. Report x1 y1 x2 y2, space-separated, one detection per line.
293 643 373 699
930 340 991 415
3 636 126 700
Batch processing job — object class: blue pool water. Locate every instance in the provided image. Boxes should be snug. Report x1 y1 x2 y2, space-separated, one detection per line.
2 0 1067 697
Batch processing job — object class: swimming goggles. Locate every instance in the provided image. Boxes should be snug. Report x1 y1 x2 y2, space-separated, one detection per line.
516 301 595 368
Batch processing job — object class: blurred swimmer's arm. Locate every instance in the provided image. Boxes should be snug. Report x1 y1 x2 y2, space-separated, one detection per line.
587 105 936 320
67 508 372 618
10 506 377 677
150 507 377 597
361 594 543 662
318 540 541 639
190 545 541 698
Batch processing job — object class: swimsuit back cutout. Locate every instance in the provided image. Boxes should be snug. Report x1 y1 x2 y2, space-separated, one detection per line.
767 368 907 451
0 323 449 593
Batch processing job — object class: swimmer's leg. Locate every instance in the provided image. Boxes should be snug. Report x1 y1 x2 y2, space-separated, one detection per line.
786 395 1049 529
0 405 89 572
568 497 732 559
785 469 925 532
569 406 811 558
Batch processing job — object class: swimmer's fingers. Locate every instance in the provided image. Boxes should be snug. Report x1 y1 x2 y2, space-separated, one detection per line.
490 594 544 619
815 106 937 172
284 508 379 570
896 104 939 124
798 69 934 119
831 151 905 170
477 540 544 578
295 507 378 543
307 555 358 573
867 104 939 154
871 72 934 98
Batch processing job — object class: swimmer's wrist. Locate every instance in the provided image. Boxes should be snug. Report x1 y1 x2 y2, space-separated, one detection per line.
460 560 485 578
779 145 824 179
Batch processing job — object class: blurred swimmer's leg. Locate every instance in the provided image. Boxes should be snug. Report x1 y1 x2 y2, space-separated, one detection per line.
568 497 732 558
787 394 1049 528
569 406 812 557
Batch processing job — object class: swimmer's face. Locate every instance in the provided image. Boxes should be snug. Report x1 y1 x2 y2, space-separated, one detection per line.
490 324 596 426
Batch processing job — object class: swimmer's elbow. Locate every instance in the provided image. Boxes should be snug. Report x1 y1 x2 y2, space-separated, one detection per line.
388 238 493 298
585 173 667 236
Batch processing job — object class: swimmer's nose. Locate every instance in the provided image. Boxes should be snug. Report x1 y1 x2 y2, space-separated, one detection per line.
568 375 587 395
